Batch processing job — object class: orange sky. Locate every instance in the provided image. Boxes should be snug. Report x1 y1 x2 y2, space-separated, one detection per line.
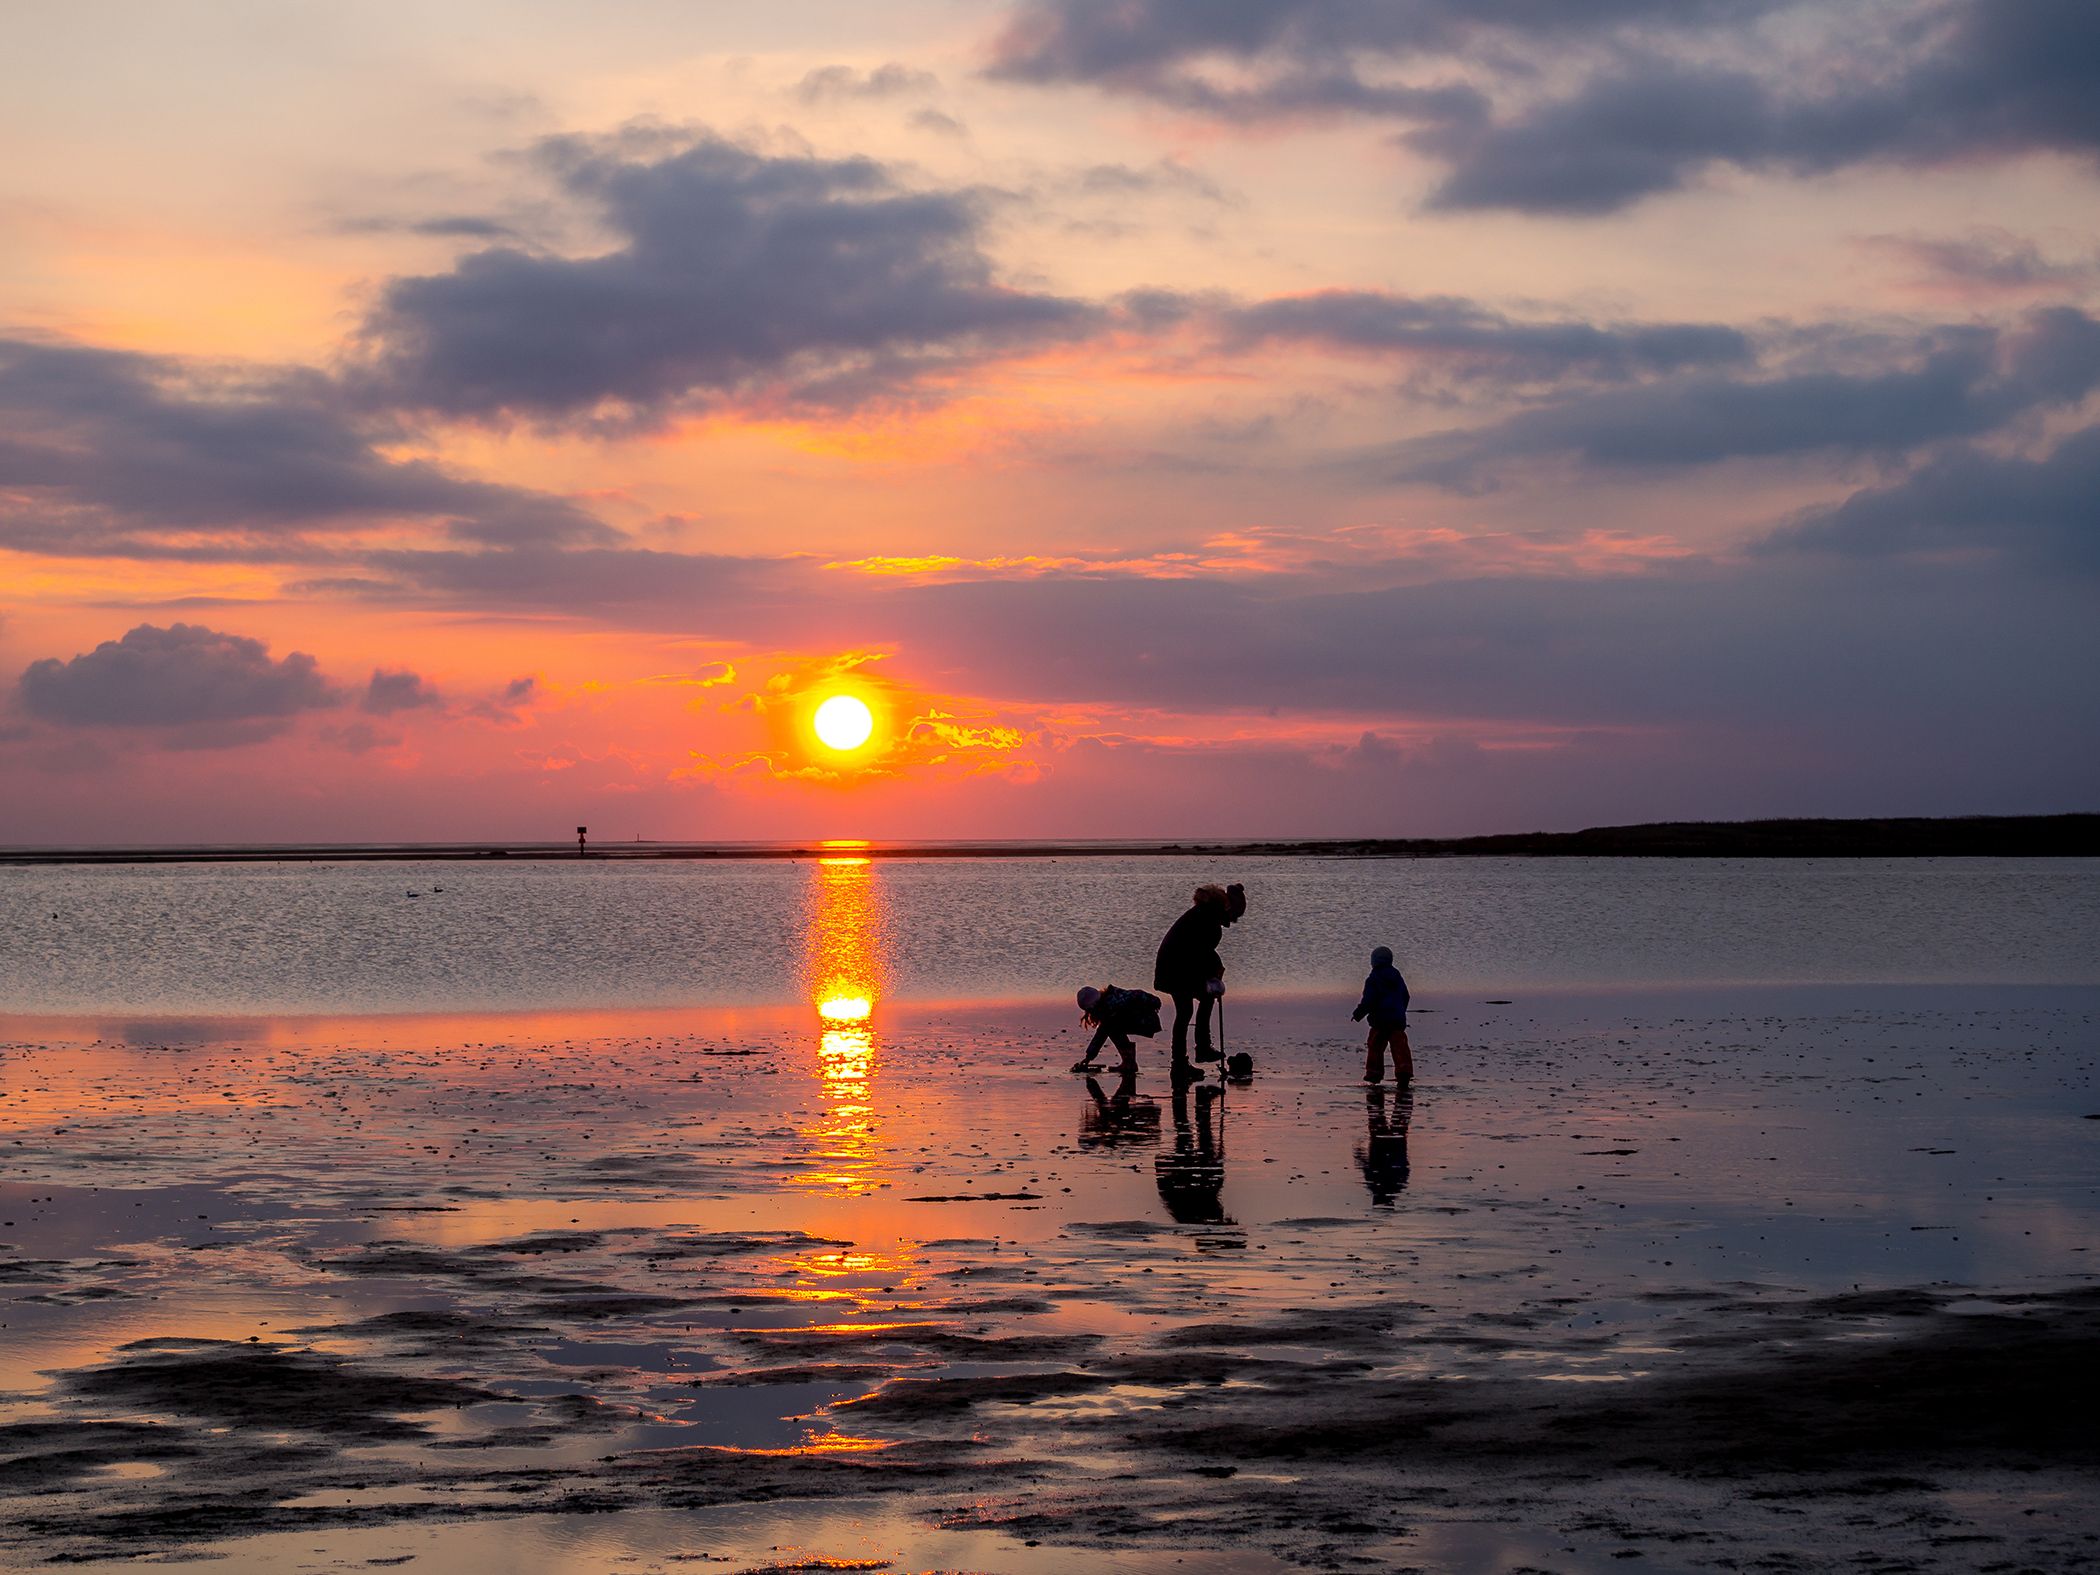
3 1 2096 841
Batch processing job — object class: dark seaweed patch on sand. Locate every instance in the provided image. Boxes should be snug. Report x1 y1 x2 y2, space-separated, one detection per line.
836 1370 1115 1417
735 1322 1102 1362
0 1419 195 1491
627 1229 853 1259
609 1435 1021 1507
1159 1305 1413 1349
702 1362 904 1387
908 1286 2100 1572
63 1340 496 1440
287 1307 551 1345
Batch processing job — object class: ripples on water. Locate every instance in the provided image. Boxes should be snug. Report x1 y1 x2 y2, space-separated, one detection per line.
2 854 2096 1015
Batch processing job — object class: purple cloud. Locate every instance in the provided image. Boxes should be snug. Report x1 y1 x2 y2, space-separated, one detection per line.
352 132 1099 425
19 623 342 742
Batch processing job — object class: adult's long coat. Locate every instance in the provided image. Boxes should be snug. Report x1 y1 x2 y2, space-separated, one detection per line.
1153 904 1226 997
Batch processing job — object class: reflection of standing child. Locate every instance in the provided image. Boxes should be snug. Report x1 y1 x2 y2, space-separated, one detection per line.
1350 946 1413 1085
1071 985 1163 1076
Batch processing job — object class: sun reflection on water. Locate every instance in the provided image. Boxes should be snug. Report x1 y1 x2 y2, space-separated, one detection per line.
697 1433 893 1458
800 856 886 1195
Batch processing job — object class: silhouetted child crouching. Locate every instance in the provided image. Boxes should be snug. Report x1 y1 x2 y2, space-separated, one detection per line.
1071 985 1163 1076
1351 946 1412 1085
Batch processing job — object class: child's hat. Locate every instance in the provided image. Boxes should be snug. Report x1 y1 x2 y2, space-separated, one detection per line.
1371 945 1393 966
1076 986 1102 1011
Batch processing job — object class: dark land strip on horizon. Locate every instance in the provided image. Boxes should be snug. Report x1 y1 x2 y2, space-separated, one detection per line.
3 813 2096 865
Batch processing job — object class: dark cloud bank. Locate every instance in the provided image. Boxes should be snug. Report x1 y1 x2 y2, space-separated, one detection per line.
347 130 1762 428
0 128 1839 587
1211 289 1752 384
988 0 2100 213
0 336 607 561
1387 307 2100 487
1770 423 2100 573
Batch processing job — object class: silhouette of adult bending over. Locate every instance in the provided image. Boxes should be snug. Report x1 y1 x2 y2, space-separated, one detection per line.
1355 1086 1413 1206
1154 1082 1227 1224
1153 882 1244 1080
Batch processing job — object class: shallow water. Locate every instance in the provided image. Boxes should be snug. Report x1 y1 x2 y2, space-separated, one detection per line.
4 857 2098 1570
3 854 2097 1015
2 985 2096 1571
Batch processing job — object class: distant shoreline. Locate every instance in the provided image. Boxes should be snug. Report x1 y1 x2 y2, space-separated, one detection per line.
3 813 2095 865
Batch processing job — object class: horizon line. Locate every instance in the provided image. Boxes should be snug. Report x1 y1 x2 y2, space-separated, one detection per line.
4 812 2095 865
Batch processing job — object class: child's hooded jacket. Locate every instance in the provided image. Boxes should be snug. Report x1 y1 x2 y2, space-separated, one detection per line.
1352 948 1410 1031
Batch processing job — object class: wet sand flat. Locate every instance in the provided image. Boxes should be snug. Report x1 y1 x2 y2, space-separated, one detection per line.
2 986 2097 1573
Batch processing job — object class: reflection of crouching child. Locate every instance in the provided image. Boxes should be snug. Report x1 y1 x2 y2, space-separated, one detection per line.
1072 985 1164 1076
1350 946 1413 1085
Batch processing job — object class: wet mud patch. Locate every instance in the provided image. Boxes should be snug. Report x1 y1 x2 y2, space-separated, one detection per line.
625 1229 855 1261
287 1307 554 1352
4 992 2098 1569
604 1435 1039 1519
703 1363 905 1387
0 1260 142 1310
1159 1305 1416 1350
933 1285 2100 1571
61 1340 498 1440
0 1419 196 1492
836 1370 1116 1419
1538 1295 2100 1477
733 1322 1102 1363
514 1290 704 1319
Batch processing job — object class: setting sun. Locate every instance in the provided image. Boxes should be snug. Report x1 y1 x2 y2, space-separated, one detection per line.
813 694 874 751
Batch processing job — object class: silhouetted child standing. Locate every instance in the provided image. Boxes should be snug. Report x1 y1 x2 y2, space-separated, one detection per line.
1351 945 1412 1085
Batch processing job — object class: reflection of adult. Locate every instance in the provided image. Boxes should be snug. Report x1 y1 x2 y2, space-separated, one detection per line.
1153 883 1244 1079
1154 1082 1227 1224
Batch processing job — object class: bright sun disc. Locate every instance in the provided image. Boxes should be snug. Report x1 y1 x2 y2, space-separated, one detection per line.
813 694 874 751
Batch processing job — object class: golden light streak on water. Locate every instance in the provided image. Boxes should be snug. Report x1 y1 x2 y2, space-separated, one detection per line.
695 1433 893 1458
799 855 886 1195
